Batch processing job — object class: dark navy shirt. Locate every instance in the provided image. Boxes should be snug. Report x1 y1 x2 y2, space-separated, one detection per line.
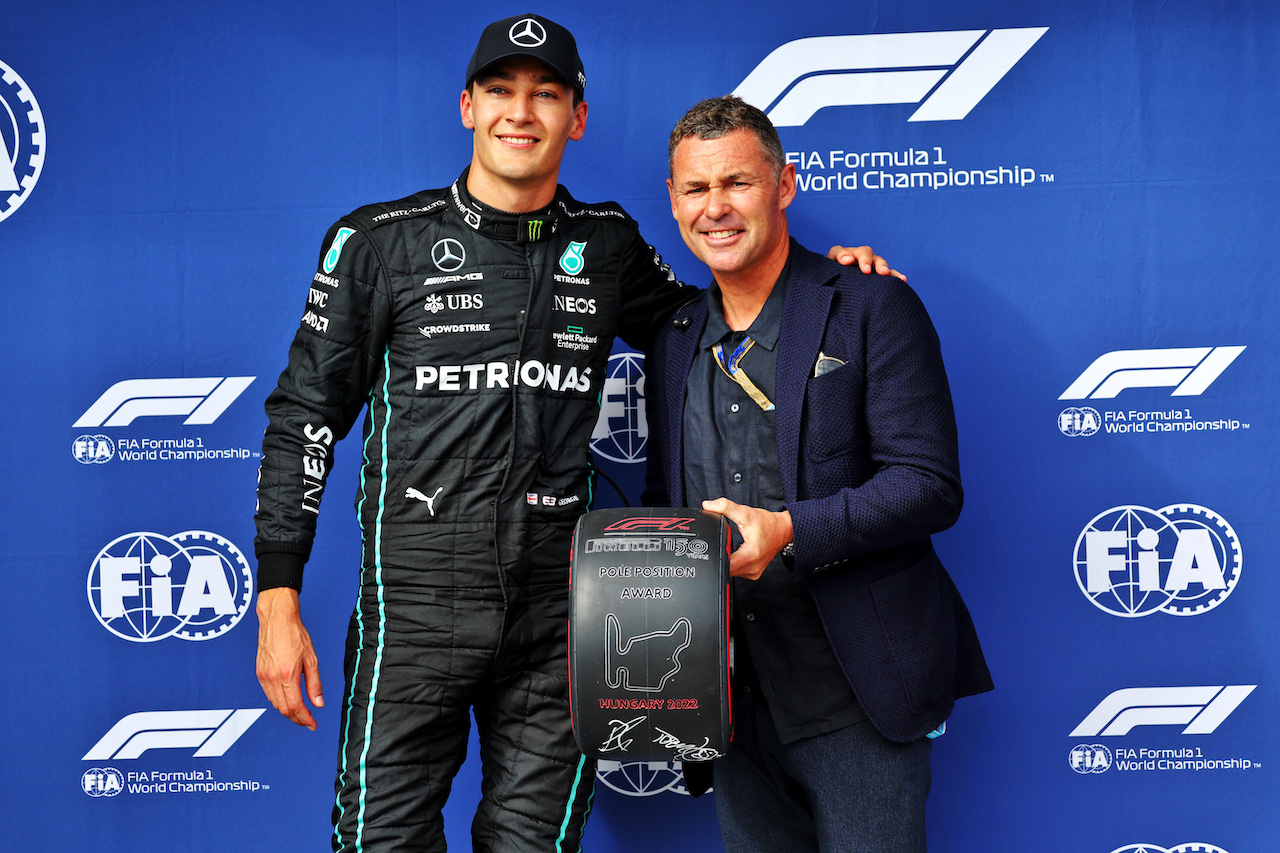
681 262 866 744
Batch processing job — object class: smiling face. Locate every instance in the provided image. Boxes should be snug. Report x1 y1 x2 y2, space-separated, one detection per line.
667 129 796 289
461 56 588 213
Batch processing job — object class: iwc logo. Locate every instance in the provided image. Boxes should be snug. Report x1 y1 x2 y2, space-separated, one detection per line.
0 60 45 223
1074 504 1241 617
87 530 253 642
595 759 692 797
591 351 647 463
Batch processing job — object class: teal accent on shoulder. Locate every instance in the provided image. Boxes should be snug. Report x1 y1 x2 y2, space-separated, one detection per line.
324 227 356 274
555 754 590 852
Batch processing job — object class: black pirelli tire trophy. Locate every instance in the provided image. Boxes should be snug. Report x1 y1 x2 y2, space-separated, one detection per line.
569 507 731 763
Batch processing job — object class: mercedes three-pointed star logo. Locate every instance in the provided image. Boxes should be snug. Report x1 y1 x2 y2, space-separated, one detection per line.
431 238 466 272
508 18 547 48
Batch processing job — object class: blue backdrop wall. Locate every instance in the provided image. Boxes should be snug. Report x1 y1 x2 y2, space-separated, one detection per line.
3 2 1275 852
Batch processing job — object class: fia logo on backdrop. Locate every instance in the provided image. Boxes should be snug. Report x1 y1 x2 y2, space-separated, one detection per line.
87 530 253 642
0 60 45 223
1073 504 1241 617
591 352 648 464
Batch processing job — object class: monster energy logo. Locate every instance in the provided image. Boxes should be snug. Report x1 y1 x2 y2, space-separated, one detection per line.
560 241 587 275
527 219 543 240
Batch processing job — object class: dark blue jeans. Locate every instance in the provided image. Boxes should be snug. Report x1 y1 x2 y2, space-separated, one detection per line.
712 695 932 853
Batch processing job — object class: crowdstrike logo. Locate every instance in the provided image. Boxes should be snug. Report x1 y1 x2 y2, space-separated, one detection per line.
1060 347 1245 399
1 60 45 223
74 377 255 427
509 17 547 48
734 27 1047 127
83 709 265 760
591 352 647 463
1074 504 1241 617
1070 686 1255 737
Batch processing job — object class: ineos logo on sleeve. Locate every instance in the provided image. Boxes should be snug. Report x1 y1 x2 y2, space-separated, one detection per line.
431 238 466 271
509 18 547 47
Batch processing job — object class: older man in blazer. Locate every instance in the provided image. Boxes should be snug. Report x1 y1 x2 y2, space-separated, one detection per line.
642 96 993 852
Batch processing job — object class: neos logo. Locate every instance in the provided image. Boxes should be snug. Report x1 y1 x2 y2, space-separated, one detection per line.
734 28 1047 127
591 352 647 463
83 709 265 760
1070 686 1255 737
1 60 45 223
75 377 255 427
595 760 692 797
1109 845 1230 853
1074 504 1241 617
1060 347 1245 399
87 530 253 642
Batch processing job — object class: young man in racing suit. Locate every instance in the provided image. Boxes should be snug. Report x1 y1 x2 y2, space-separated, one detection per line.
253 13 892 853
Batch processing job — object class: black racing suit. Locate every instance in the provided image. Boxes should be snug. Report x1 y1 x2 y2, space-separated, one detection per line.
254 172 692 852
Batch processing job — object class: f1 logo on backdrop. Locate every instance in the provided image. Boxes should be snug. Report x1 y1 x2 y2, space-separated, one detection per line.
75 377 255 427
733 27 1047 127
1 60 46 223
1070 686 1255 737
87 530 253 642
83 709 264 760
1074 504 1241 617
1060 347 1245 400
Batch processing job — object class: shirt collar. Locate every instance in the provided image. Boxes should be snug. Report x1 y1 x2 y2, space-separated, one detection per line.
699 257 790 352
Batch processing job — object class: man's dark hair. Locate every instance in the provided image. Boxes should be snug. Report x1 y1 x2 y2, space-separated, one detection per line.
668 95 785 179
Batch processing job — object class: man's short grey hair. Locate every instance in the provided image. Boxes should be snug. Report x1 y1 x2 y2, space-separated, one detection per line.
668 96 786 180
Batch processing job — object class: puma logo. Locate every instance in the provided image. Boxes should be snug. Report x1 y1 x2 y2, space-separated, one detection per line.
405 486 444 516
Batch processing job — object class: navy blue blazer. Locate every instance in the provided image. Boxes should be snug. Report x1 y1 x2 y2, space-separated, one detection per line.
642 240 992 743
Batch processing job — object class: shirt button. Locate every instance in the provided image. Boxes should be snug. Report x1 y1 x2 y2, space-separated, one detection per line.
745 613 755 622
731 403 740 413
732 472 743 483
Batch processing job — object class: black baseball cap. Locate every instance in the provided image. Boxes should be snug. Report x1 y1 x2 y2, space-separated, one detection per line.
466 13 586 99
